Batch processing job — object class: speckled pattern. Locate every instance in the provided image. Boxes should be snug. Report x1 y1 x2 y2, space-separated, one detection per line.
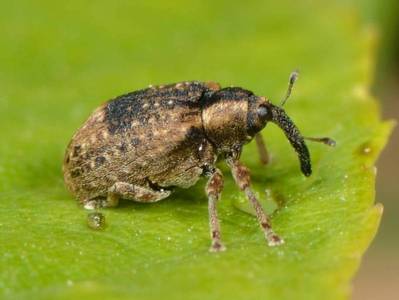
63 81 308 205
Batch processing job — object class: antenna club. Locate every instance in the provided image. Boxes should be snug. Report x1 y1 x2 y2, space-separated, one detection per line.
290 70 299 84
280 69 299 107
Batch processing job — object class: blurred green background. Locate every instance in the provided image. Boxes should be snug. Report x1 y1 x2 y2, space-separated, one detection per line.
353 0 399 299
0 0 397 299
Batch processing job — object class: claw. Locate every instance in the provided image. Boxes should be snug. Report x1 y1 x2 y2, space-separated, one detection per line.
209 241 226 252
267 234 284 247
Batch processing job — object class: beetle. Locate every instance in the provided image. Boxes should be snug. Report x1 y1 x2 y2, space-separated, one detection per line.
63 72 334 252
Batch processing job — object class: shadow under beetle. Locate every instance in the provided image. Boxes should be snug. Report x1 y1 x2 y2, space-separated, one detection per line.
63 71 335 252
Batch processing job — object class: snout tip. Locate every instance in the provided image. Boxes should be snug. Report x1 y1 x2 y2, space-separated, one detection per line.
302 167 312 177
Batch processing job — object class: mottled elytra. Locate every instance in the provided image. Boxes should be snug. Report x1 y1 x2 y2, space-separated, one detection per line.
63 72 335 252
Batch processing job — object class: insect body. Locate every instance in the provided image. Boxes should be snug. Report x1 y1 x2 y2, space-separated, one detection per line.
63 73 334 251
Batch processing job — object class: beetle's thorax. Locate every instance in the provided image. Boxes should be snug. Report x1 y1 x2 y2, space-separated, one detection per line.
200 87 266 155
202 96 248 153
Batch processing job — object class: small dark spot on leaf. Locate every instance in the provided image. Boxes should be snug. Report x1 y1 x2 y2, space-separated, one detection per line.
356 141 374 156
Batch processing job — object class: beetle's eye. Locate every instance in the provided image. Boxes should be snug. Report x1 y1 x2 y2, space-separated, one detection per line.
257 105 269 120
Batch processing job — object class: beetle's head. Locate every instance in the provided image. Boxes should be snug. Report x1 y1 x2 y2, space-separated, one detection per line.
248 71 313 176
202 72 317 177
248 92 312 177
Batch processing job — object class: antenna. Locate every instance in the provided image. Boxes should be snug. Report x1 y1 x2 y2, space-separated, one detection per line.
280 70 299 106
304 136 336 147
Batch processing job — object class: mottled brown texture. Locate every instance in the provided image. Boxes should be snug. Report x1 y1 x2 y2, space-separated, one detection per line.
64 81 218 202
63 81 271 202
63 78 329 251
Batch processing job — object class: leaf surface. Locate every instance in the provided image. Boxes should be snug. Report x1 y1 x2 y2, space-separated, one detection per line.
0 1 393 299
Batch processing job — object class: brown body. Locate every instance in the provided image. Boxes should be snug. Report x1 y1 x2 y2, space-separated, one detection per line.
64 76 332 251
64 82 221 202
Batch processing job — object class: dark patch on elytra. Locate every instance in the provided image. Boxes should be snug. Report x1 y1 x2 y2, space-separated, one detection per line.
185 126 204 142
105 149 114 156
181 126 206 152
131 137 140 146
118 143 127 152
81 149 94 160
82 164 92 172
146 131 153 139
104 81 211 134
180 126 210 160
72 145 81 157
95 156 106 167
70 168 82 178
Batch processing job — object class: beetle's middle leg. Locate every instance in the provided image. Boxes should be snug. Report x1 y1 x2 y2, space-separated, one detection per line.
226 157 283 246
255 133 269 165
205 168 226 252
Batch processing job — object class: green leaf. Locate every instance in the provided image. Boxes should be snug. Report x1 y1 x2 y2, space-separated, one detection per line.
0 1 394 299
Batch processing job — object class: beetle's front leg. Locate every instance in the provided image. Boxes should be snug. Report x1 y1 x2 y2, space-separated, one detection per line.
226 157 284 246
205 168 226 252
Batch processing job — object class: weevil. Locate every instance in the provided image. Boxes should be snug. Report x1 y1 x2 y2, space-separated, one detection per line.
63 71 335 251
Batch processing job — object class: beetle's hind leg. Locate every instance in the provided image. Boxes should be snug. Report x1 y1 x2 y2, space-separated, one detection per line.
226 157 283 246
205 168 226 252
255 133 270 165
108 182 171 203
